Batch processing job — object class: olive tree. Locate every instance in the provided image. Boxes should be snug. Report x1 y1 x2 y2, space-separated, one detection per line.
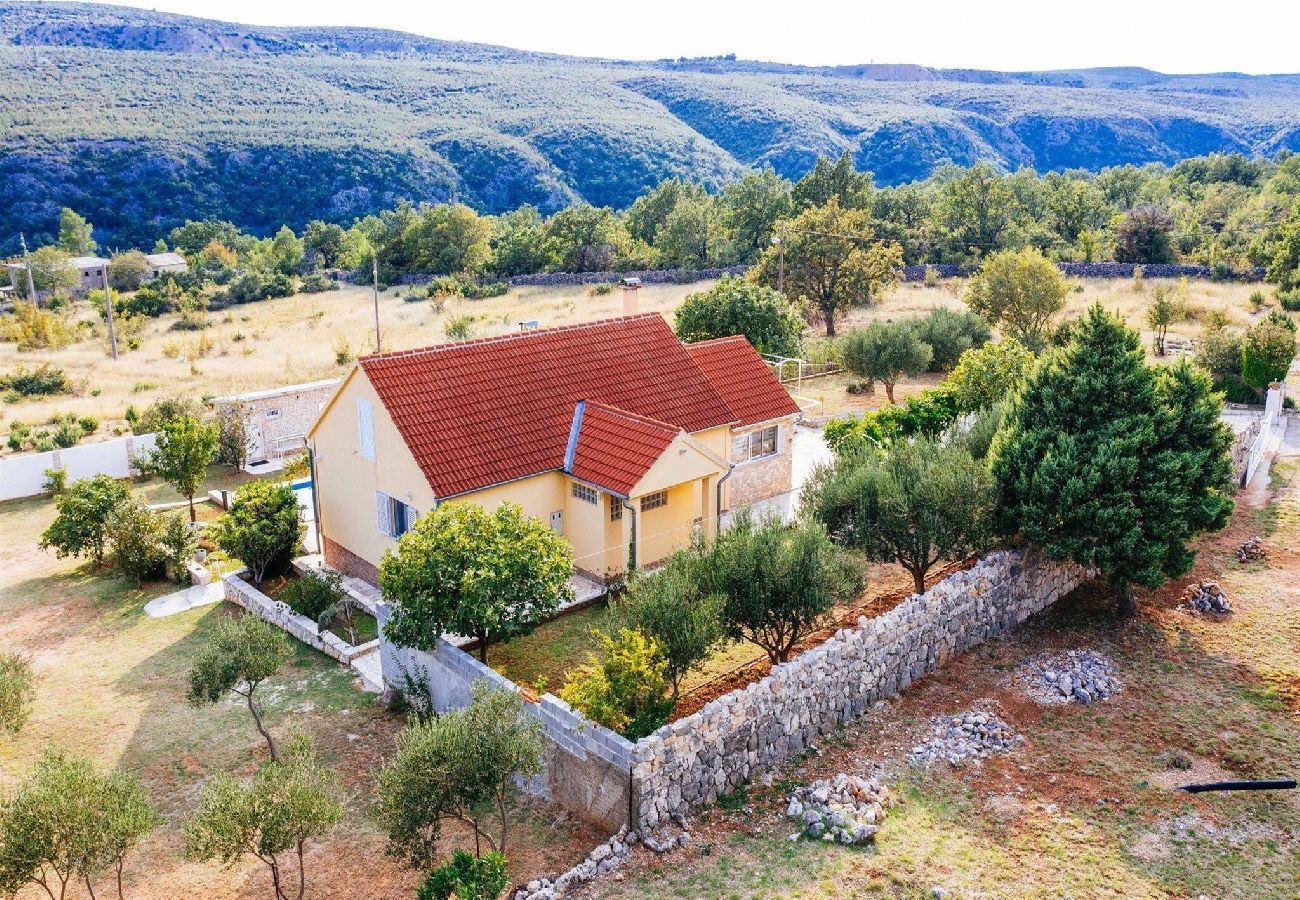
184 733 341 900
377 681 543 866
380 501 573 663
0 748 158 900
840 321 933 403
188 615 291 760
615 559 726 698
804 437 996 594
703 515 863 664
39 474 129 565
0 653 35 737
105 498 167 586
1240 320 1296 388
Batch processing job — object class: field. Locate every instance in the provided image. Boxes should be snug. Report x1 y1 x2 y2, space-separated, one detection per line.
0 274 1270 444
584 435 1300 899
0 471 605 897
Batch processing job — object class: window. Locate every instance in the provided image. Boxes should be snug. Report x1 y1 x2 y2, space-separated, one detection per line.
741 426 779 461
641 490 667 511
357 397 375 461
376 492 416 538
610 498 623 521
571 483 598 505
266 409 280 419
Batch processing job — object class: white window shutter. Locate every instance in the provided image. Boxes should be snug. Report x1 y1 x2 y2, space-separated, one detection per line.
358 397 375 461
375 492 392 536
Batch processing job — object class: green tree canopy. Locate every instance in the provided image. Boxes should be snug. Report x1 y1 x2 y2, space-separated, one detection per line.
133 415 219 522
105 498 167 586
210 481 303 584
752 198 902 336
990 304 1234 615
703 515 863 664
792 152 873 211
380 501 573 663
673 275 806 356
57 208 96 255
963 247 1069 350
615 560 726 697
719 167 794 262
804 437 996 594
945 338 1036 411
840 320 933 403
39 474 130 565
1240 320 1296 387
0 653 35 738
0 748 158 900
560 628 675 740
1114 205 1177 263
913 306 993 371
106 250 152 292
188 615 292 759
377 681 543 866
184 732 340 900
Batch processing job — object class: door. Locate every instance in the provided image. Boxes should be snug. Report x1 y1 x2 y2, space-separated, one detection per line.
549 510 563 536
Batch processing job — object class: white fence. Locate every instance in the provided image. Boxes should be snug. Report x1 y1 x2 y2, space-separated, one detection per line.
0 432 156 501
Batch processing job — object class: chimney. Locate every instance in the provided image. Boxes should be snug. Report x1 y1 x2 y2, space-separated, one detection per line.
621 277 641 316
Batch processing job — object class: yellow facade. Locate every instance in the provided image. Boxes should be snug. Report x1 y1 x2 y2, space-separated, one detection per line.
309 366 732 582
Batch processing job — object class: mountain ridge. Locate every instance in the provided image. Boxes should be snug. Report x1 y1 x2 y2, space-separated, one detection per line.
2 2 1298 251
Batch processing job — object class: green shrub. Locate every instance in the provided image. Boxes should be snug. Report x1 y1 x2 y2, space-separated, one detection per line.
462 280 509 299
2 364 70 397
587 282 615 296
1279 292 1300 312
299 272 338 293
32 431 56 452
78 415 99 433
428 275 465 298
913 307 992 371
279 568 347 621
560 628 675 740
53 419 84 448
823 385 963 453
42 467 67 493
7 421 30 451
417 851 508 900
1249 290 1266 308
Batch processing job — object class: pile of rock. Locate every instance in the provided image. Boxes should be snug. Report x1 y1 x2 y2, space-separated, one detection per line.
908 711 1023 767
1027 650 1122 705
514 827 637 899
1179 581 1232 614
785 774 894 844
1236 537 1265 563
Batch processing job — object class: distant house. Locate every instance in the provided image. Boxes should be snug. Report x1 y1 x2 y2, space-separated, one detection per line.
212 378 342 473
68 256 110 291
144 252 188 280
306 313 802 585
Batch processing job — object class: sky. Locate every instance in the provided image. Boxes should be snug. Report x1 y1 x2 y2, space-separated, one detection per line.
87 0 1297 74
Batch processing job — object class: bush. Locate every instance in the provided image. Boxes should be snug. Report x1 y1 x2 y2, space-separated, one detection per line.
280 568 347 621
0 302 74 351
946 339 1035 410
106 499 168 585
912 307 992 371
1249 290 1267 309
210 480 303 584
1195 328 1245 382
1241 321 1296 388
462 280 509 300
2 364 71 397
0 651 36 735
7 420 30 451
443 313 480 341
823 385 963 453
418 851 509 900
674 275 806 357
561 628 675 740
299 272 338 293
1280 292 1300 312
52 419 83 448
107 250 152 292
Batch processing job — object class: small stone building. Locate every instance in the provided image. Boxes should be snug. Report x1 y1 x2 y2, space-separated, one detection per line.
213 378 342 471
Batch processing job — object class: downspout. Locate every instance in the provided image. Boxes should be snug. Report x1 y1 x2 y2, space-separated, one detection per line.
715 463 735 533
623 500 638 573
306 440 323 555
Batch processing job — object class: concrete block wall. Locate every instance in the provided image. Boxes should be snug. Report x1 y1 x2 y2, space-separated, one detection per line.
629 547 1088 833
223 571 380 665
376 602 636 832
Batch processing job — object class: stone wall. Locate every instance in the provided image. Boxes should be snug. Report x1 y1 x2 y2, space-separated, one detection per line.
629 547 1088 832
376 603 635 832
727 418 796 509
222 570 380 665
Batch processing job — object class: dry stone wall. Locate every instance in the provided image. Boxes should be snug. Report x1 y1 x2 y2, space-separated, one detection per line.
630 547 1088 832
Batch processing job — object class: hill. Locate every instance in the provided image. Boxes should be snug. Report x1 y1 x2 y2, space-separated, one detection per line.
2 2 1299 251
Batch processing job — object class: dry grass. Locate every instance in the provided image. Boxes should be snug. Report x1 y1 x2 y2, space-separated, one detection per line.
1 275 1270 445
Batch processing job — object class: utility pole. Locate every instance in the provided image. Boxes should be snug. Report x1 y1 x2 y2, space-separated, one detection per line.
19 233 37 307
100 263 118 360
371 254 382 354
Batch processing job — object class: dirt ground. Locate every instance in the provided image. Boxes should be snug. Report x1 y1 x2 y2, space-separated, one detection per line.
582 428 1300 899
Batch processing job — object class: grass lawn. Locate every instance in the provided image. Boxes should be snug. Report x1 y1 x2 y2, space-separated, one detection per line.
0 471 604 897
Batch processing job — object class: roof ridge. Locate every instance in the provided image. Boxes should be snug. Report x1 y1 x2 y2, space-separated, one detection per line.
358 312 665 365
582 399 683 434
684 335 749 349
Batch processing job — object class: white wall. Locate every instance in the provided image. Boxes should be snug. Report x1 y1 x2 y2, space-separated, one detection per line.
0 433 156 501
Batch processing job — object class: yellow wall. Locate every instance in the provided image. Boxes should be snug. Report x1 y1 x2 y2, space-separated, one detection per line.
312 375 735 578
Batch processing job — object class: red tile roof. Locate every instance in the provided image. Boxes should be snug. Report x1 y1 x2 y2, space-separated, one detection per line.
568 401 681 496
685 336 803 427
359 315 739 498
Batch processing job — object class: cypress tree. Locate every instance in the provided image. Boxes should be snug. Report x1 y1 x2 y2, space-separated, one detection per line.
991 304 1233 615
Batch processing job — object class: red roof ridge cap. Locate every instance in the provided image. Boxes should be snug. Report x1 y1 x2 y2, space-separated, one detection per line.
684 335 750 349
581 399 684 434
357 312 667 365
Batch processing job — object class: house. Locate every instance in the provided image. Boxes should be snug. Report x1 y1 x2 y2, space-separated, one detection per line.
144 252 188 280
68 256 110 291
307 314 802 585
212 378 342 472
